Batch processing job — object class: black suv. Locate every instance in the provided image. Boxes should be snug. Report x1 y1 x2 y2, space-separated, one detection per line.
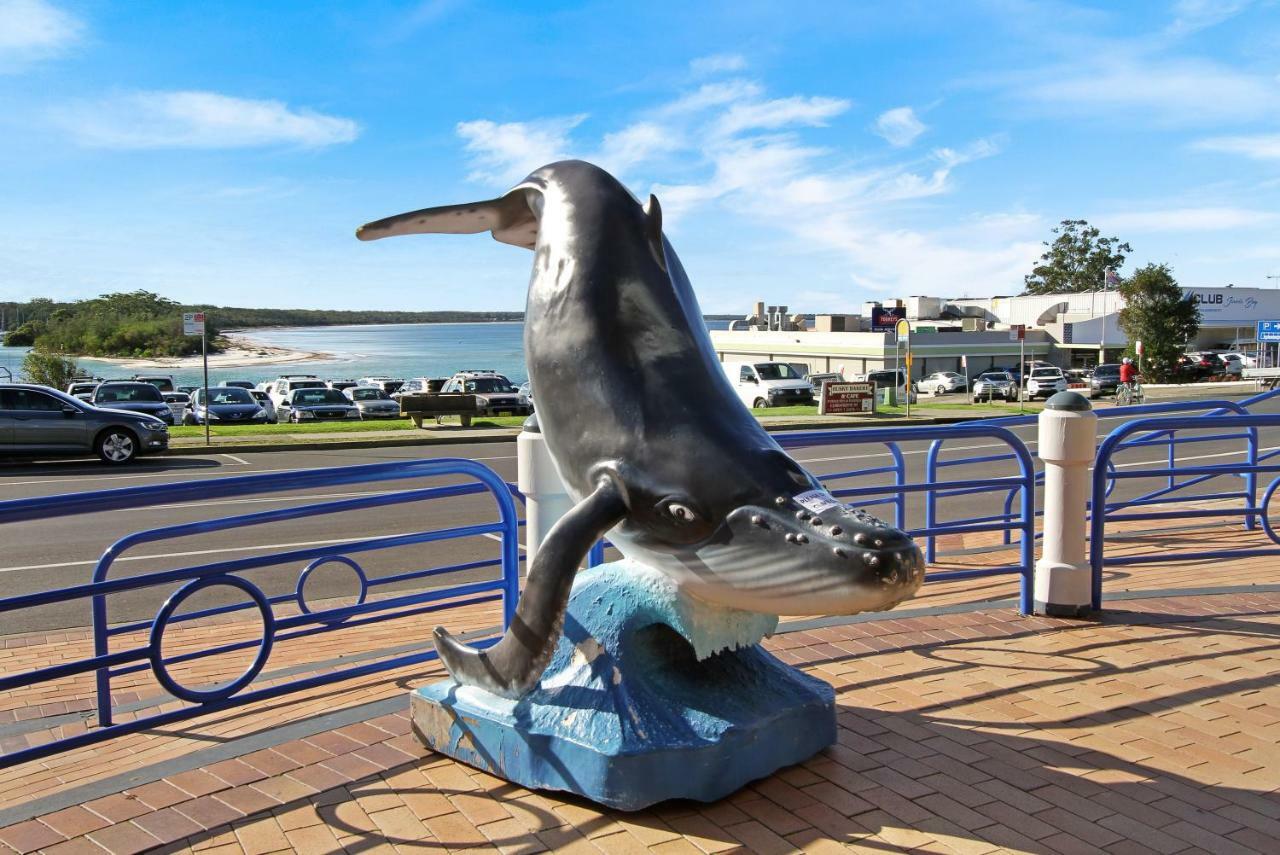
1 384 169 463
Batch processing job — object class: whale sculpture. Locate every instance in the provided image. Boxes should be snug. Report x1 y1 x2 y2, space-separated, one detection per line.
357 160 923 699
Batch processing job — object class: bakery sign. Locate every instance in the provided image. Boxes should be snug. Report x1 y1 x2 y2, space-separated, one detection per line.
819 381 876 415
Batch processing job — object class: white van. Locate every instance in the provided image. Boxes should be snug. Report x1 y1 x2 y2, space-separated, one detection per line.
722 361 814 409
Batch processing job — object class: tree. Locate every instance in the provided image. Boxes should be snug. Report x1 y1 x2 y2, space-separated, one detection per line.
1117 264 1199 383
1023 219 1132 295
21 351 81 389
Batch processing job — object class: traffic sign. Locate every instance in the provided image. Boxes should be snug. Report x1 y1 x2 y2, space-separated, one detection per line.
1135 340 1144 355
1009 324 1025 341
1258 320 1280 343
183 312 206 336
895 318 911 340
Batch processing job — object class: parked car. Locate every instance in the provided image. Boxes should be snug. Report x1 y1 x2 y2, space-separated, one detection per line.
65 379 101 402
163 391 190 423
1088 364 1122 398
327 379 359 392
249 389 277 422
1217 353 1244 377
1024 367 1068 399
917 371 967 395
858 369 914 403
441 372 531 416
131 374 176 392
1187 352 1225 378
356 376 406 396
221 380 256 390
972 371 1017 401
278 387 361 423
1 383 169 463
267 375 328 411
91 381 176 425
177 385 198 394
186 386 270 425
344 386 403 419
721 361 814 409
393 377 436 400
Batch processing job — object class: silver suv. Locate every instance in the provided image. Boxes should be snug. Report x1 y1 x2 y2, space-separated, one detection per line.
441 371 530 416
0 384 169 464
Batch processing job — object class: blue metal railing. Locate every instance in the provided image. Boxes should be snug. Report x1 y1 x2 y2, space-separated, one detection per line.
1089 413 1280 609
923 388 1280 560
0 457 521 769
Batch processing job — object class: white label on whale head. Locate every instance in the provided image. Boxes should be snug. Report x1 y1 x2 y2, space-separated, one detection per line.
794 490 839 514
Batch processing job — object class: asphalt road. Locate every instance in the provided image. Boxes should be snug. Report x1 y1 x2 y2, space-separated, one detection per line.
1 389 1276 635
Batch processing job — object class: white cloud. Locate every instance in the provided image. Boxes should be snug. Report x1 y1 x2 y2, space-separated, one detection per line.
662 80 765 115
598 122 681 173
715 95 850 137
1193 133 1280 160
456 114 585 184
1017 57 1279 123
1165 0 1254 37
0 0 82 71
690 53 747 76
54 90 360 149
1101 206 1277 232
874 106 926 147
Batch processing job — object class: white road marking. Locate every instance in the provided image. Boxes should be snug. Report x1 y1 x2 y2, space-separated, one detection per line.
482 532 526 551
220 454 250 465
0 465 308 488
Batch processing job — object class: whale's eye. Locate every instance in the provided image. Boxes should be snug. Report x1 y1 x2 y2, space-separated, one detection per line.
667 502 698 524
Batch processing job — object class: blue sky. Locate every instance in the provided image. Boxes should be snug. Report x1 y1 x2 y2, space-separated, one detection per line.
2 0 1279 313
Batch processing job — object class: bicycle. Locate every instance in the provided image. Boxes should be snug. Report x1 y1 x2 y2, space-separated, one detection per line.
1115 380 1144 406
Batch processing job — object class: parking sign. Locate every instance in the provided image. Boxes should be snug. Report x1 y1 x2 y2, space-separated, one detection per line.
183 312 205 336
1258 320 1280 343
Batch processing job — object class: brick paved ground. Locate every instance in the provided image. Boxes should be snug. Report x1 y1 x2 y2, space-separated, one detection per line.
2 513 1278 853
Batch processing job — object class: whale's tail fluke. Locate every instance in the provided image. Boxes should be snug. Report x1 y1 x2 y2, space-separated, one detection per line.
356 185 542 249
433 478 627 699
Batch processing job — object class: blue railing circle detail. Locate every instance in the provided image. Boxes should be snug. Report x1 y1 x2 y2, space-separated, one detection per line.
1260 478 1280 546
296 555 369 623
149 574 276 704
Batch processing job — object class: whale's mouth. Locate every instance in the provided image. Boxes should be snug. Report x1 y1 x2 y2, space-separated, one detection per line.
633 492 925 616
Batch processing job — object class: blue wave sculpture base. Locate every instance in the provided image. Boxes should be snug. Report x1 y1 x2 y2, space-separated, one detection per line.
410 560 836 811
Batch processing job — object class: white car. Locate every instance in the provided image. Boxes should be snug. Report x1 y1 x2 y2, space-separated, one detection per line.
917 371 967 395
162 392 190 423
249 389 277 422
1024 367 1068 399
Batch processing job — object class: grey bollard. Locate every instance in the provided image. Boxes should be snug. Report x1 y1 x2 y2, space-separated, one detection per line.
516 415 573 565
1033 391 1097 617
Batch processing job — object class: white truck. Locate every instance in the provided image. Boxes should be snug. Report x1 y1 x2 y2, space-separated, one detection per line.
721 361 815 409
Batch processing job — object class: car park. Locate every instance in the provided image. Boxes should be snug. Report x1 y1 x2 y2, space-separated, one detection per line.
91 381 176 425
268 374 328 411
344 386 403 419
440 371 531 416
1024 367 1068 399
249 389 277 422
278 387 361 423
1088 364 1122 398
917 371 967 395
186 386 271 425
972 371 1018 401
722 362 814 409
0 383 169 463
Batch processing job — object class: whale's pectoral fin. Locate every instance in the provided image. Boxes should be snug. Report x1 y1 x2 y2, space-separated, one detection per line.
356 185 542 249
433 477 627 699
643 194 666 272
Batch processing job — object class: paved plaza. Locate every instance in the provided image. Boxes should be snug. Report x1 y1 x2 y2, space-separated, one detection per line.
1 514 1278 854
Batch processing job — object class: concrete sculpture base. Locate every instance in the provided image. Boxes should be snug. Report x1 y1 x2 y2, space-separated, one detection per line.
411 560 836 811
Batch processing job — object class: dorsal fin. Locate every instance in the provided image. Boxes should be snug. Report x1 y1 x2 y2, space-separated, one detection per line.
356 185 541 250
643 194 667 272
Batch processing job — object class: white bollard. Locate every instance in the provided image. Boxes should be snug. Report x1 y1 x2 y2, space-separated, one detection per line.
516 418 573 564
1034 391 1097 617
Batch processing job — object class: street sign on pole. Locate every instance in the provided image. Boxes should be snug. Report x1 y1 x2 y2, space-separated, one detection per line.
182 313 210 446
1257 320 1280 343
182 312 205 336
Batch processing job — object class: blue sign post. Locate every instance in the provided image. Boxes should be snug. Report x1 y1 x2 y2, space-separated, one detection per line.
1258 320 1280 343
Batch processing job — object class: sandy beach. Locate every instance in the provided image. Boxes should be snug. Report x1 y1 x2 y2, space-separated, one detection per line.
85 332 334 370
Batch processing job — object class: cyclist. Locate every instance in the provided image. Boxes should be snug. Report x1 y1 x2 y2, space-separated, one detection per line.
1117 357 1142 404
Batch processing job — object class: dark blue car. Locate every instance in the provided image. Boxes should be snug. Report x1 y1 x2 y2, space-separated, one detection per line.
185 386 270 425
91 381 175 425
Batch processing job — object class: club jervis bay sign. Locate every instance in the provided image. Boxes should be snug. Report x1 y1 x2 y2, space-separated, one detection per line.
1182 288 1270 324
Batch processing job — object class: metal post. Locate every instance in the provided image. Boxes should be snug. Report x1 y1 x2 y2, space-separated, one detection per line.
202 328 210 446
516 416 574 565
1019 336 1025 414
1033 391 1097 616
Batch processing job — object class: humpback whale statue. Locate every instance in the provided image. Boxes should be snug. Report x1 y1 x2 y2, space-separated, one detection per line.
357 160 923 699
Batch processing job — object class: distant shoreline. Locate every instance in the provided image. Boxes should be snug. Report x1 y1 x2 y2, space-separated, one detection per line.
86 332 336 370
